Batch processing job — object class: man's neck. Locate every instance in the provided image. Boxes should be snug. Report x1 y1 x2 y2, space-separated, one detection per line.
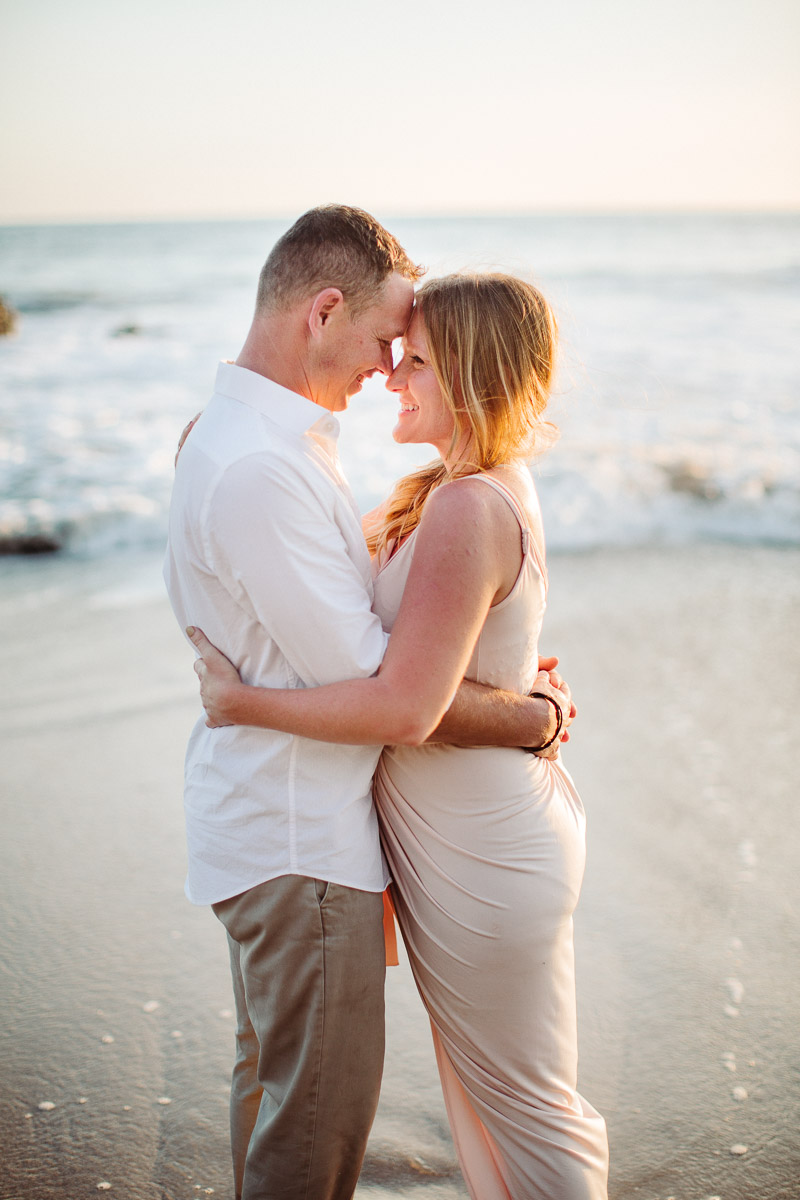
235 316 325 408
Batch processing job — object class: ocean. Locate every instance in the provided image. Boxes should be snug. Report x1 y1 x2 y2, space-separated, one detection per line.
1 213 798 556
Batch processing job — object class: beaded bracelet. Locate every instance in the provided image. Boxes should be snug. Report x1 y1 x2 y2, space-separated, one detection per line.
524 692 564 753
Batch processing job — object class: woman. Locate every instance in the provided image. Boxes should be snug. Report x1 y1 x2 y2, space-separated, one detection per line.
189 273 609 1199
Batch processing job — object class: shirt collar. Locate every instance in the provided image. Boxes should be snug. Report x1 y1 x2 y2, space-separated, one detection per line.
213 361 341 442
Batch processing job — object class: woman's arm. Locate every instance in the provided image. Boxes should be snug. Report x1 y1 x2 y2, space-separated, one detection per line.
190 480 569 748
191 627 569 751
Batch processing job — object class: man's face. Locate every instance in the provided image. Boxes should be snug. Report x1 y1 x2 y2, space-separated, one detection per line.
314 272 415 412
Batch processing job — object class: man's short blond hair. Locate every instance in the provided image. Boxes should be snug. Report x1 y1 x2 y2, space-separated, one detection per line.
256 204 424 318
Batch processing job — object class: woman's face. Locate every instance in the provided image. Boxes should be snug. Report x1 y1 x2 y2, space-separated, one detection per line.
386 310 456 455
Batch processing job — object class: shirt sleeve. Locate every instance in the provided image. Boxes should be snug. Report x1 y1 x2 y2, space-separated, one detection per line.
206 450 388 687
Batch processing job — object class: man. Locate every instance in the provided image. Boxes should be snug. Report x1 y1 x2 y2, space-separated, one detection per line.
165 205 570 1199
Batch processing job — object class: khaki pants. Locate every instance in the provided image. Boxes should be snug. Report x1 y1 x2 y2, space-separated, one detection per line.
213 875 386 1200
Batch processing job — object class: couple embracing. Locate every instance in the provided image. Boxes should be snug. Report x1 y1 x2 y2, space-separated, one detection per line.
165 204 608 1199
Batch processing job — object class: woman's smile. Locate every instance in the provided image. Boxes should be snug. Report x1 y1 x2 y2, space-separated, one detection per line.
387 311 454 452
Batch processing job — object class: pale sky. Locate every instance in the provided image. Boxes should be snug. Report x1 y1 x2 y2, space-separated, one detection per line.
1 0 798 222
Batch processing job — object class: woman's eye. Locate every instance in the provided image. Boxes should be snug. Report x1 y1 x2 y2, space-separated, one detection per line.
411 355 424 365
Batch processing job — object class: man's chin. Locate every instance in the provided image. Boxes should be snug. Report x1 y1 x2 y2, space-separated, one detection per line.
339 384 363 409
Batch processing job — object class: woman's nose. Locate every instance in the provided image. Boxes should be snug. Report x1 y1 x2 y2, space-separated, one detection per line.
386 357 408 391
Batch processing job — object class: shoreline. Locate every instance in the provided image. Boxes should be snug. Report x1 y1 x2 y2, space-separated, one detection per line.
1 543 798 1198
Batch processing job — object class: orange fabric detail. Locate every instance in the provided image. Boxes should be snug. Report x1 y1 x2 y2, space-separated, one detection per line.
382 888 399 966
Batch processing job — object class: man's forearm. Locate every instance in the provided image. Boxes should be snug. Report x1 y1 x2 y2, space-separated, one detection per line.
429 679 556 749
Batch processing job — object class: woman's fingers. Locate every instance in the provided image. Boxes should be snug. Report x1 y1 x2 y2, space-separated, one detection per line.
186 626 237 674
186 625 238 730
175 412 202 466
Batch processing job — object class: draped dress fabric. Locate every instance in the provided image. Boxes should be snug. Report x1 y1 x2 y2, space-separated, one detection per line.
372 469 609 1200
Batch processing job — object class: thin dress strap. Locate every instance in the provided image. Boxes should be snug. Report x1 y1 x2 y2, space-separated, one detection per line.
467 472 548 589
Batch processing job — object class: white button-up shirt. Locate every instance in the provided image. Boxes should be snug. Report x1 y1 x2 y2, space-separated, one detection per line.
164 362 391 905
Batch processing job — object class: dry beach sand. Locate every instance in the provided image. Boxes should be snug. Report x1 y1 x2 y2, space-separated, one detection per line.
1 544 799 1199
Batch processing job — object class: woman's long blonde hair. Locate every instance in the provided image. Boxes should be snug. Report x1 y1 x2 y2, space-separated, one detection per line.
366 272 558 557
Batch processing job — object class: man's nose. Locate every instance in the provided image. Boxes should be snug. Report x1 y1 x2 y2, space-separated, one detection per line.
377 344 395 376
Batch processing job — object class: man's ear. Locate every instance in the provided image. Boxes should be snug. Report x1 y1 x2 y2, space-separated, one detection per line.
308 288 345 339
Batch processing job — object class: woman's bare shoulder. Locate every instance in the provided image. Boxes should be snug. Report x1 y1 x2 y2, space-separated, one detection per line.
424 474 504 517
422 474 519 534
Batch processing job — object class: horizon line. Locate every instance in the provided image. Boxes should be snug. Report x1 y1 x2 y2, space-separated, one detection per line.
2 204 799 229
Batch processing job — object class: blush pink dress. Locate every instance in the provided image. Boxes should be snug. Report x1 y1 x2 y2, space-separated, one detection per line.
372 469 609 1200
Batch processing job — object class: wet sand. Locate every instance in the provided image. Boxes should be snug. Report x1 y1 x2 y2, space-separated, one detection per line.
1 545 799 1199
